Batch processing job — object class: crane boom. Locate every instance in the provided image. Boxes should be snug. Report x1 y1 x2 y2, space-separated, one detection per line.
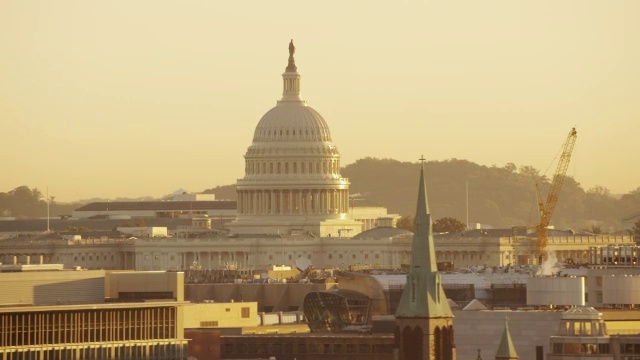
536 127 578 258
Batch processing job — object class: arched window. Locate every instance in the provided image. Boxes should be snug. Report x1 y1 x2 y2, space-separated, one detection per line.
434 326 443 360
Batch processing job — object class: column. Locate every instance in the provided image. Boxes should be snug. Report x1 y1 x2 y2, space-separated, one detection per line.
288 190 293 214
252 191 257 214
269 191 274 214
311 190 316 213
297 190 302 214
279 191 284 214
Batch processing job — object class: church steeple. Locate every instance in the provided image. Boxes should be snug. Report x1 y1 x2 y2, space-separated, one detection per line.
279 39 305 104
395 157 455 360
495 317 519 360
396 157 452 318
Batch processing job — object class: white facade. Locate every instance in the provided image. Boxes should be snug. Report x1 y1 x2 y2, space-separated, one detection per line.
527 277 586 306
171 193 215 201
227 41 362 238
117 227 168 238
350 206 401 231
602 276 640 306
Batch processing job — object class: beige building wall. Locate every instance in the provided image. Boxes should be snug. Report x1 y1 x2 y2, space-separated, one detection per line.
183 302 258 329
0 270 105 306
105 271 184 301
454 310 563 360
0 233 634 272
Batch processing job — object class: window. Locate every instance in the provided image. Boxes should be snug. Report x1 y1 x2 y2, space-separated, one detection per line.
225 308 231 312
241 307 250 318
200 321 219 327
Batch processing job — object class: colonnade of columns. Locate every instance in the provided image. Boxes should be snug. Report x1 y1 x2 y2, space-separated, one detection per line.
237 189 349 215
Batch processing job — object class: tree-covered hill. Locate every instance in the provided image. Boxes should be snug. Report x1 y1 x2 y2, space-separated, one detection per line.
341 157 639 231
3 158 638 232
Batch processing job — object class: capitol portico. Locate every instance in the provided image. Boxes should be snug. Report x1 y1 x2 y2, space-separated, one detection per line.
228 40 362 237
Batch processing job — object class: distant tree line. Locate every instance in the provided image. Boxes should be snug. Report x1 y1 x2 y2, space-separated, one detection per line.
6 157 640 235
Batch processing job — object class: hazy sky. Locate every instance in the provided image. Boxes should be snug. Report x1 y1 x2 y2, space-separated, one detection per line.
1 1 638 202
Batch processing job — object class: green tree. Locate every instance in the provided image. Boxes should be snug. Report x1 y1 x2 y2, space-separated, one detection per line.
433 217 467 233
0 186 45 218
396 215 414 232
633 219 640 242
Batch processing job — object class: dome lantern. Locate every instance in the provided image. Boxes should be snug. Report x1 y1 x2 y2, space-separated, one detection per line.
280 39 304 104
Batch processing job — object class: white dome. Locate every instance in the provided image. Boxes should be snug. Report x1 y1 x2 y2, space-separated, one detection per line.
253 103 332 143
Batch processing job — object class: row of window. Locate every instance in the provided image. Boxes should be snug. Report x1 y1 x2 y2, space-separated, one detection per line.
222 342 394 354
0 343 187 360
551 342 610 355
245 159 340 176
254 127 330 141
266 253 381 261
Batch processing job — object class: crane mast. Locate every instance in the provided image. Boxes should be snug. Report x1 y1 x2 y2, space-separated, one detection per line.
536 127 577 260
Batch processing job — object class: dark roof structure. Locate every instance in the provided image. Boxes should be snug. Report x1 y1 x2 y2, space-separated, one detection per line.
0 218 208 233
352 227 412 239
75 201 236 212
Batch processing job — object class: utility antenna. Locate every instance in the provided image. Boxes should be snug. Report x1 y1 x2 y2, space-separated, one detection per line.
466 180 469 229
46 187 50 233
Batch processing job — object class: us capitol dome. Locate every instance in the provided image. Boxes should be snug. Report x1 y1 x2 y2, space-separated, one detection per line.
227 41 362 237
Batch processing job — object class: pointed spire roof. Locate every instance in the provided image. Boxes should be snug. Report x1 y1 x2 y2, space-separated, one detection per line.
395 158 452 318
412 156 437 272
495 317 519 360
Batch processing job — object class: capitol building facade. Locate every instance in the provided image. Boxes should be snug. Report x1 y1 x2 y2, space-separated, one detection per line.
0 42 635 272
228 40 362 238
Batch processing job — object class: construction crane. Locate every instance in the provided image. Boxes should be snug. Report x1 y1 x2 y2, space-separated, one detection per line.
535 127 578 260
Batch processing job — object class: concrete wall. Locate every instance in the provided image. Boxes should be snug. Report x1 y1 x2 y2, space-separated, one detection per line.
453 310 563 360
0 270 105 306
105 271 184 301
185 283 334 312
183 302 258 329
